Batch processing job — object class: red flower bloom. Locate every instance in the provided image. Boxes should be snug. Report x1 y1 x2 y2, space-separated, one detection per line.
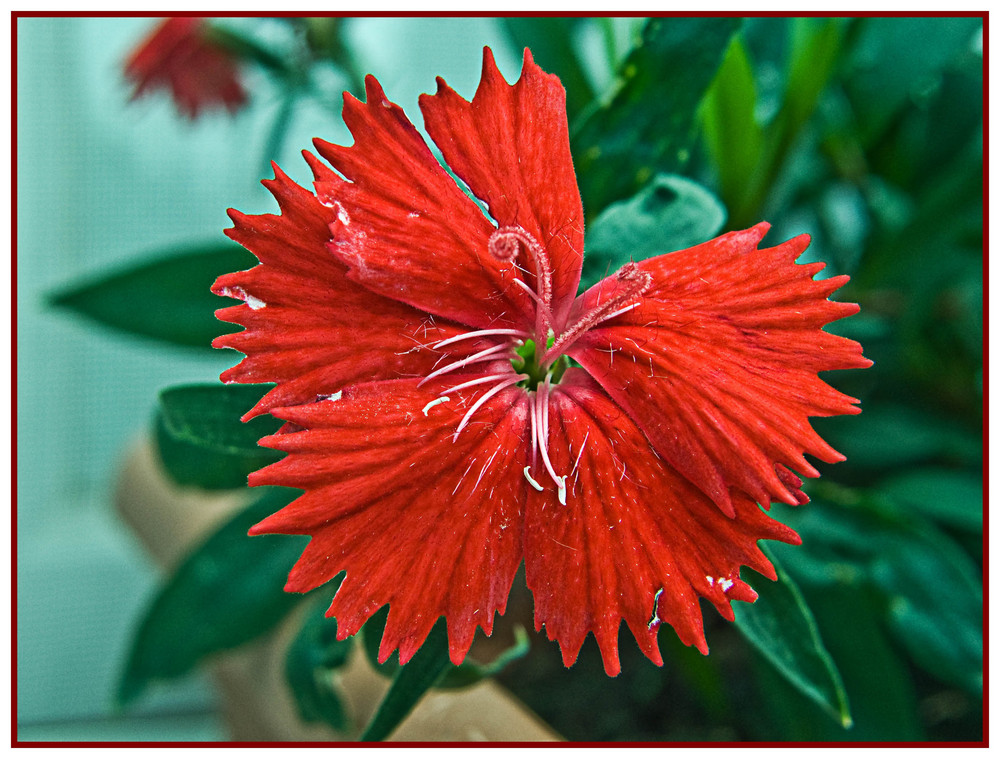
213 49 871 675
125 17 247 119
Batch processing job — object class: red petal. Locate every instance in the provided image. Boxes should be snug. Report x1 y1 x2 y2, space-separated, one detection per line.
248 378 531 665
524 371 800 676
214 162 477 420
420 48 584 328
570 224 872 514
311 76 535 332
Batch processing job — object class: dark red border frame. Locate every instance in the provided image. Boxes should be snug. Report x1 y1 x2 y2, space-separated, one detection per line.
9 9 989 750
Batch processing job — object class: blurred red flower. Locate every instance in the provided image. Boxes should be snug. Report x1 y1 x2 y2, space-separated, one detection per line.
213 49 871 675
125 17 246 119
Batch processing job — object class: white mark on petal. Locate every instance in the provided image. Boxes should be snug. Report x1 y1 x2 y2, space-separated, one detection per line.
648 588 664 630
719 578 734 592
317 391 343 402
422 396 450 416
332 201 351 226
218 286 265 310
706 576 715 586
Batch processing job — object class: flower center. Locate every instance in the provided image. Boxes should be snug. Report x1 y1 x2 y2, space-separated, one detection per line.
511 337 570 391
418 226 653 505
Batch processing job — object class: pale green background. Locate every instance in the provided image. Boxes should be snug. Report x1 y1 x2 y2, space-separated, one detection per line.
15 15 538 741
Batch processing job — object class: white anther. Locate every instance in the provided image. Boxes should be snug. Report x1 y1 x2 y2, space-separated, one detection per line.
523 466 544 492
421 396 449 416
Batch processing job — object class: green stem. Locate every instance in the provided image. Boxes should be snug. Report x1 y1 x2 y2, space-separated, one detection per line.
359 622 452 741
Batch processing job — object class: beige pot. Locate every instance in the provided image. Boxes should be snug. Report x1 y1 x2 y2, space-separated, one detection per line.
116 440 560 742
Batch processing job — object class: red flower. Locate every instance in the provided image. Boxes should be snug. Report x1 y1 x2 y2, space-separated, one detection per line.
213 49 871 675
125 17 247 119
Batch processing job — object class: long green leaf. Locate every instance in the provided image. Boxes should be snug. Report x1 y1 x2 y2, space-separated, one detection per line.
156 383 280 490
572 16 740 216
700 36 763 216
359 620 452 741
780 495 983 696
359 606 528 690
870 522 983 695
118 488 306 705
285 598 353 733
734 544 852 728
727 18 846 227
879 468 983 532
581 173 726 290
50 243 255 349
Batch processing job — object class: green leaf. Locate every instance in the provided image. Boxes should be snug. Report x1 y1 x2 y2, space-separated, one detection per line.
360 606 530 690
359 620 452 742
813 403 982 471
437 626 531 690
870 522 983 695
581 174 726 289
700 36 763 212
751 578 924 741
118 488 307 705
50 243 255 349
880 468 983 532
501 17 596 123
156 384 280 490
572 16 740 216
782 18 845 142
779 497 983 695
733 544 852 728
360 607 398 677
726 18 846 227
844 16 983 147
285 598 353 733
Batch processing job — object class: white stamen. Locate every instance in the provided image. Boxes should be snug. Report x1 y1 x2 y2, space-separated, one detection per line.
570 431 590 477
432 328 528 349
473 450 499 492
599 301 641 322
421 396 449 416
523 466 544 491
453 458 477 495
452 376 523 440
534 378 568 502
419 343 513 385
528 394 538 469
441 373 526 396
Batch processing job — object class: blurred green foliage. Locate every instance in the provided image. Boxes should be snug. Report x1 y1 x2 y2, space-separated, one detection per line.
497 15 983 742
